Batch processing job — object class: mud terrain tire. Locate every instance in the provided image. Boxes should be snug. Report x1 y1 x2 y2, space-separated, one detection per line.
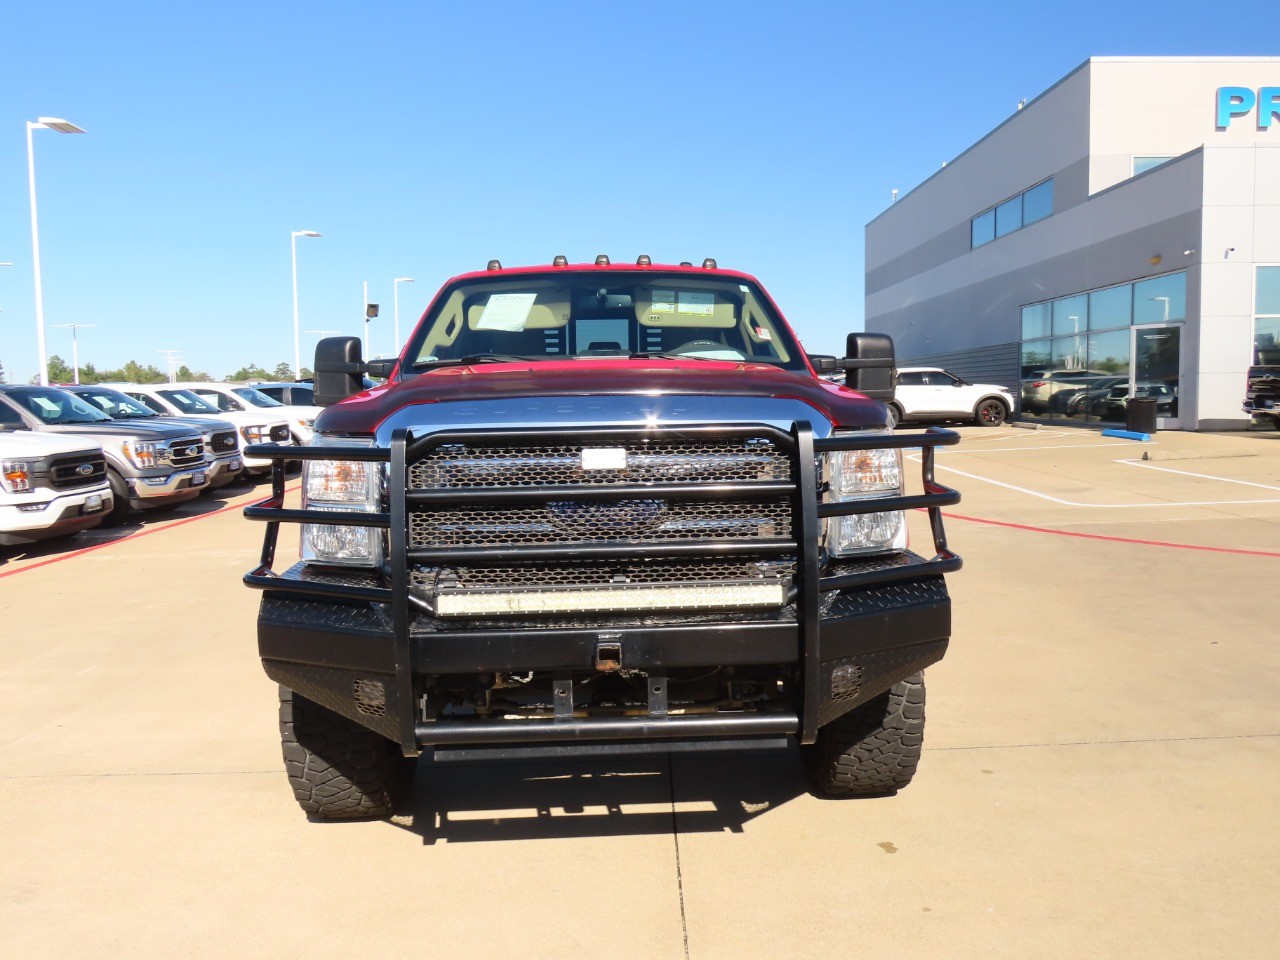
803 672 925 797
279 686 416 818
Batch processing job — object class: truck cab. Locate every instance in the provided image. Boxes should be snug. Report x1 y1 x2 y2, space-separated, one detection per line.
243 258 961 818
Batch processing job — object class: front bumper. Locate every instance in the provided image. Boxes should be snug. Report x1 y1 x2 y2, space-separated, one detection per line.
204 454 243 489
0 487 113 545
244 423 961 755
125 465 209 505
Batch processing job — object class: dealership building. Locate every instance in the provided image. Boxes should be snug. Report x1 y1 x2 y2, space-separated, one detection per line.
865 57 1280 430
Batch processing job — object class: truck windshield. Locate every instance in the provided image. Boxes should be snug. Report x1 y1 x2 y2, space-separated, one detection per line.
157 389 220 414
73 388 160 420
232 387 284 407
7 387 114 424
403 271 807 372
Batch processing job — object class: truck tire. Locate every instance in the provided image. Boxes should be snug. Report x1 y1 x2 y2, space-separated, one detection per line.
974 398 1007 427
884 403 902 430
279 686 416 819
802 672 926 797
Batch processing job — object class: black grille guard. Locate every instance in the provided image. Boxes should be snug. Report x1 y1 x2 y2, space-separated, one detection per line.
244 423 961 750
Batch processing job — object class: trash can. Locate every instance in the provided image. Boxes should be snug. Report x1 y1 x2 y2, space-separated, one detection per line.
1126 397 1158 434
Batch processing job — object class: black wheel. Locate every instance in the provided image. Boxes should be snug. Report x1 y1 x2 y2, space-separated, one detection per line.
105 469 131 523
802 672 926 797
884 403 901 430
279 686 416 819
975 398 1007 427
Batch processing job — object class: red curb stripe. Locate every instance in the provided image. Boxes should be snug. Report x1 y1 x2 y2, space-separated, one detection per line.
943 511 1280 559
0 483 301 579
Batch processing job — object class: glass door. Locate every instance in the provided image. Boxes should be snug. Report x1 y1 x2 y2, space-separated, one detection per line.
1132 325 1181 429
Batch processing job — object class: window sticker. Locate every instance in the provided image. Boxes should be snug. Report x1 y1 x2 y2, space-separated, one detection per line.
754 326 772 341
677 292 715 316
477 293 537 331
32 397 62 416
650 291 676 313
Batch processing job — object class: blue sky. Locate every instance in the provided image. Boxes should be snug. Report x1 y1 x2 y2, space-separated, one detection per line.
0 1 1272 382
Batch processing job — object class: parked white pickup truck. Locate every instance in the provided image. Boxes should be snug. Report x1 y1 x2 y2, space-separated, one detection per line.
0 427 112 545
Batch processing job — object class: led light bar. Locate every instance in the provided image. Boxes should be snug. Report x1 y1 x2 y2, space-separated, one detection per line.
436 582 787 618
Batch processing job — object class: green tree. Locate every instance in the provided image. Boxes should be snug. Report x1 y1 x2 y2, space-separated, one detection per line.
0 358 6 384
272 362 294 381
227 363 271 382
46 354 74 384
78 362 100 385
299 366 313 380
176 365 212 382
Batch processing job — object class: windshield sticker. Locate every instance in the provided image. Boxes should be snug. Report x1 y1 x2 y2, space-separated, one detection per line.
650 291 676 313
32 397 62 416
677 292 715 316
477 293 537 331
754 326 772 340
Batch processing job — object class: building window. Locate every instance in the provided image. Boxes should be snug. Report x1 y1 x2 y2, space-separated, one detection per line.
1133 156 1174 176
971 178 1053 249
1257 266 1280 365
1019 271 1186 422
971 209 995 248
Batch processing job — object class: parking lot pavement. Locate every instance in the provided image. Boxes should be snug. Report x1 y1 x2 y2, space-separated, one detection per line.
2 429 1278 959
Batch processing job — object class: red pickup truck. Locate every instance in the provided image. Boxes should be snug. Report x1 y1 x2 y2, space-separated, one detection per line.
243 257 961 819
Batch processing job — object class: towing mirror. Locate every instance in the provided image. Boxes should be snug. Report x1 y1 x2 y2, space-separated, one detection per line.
313 337 365 406
808 354 839 374
844 333 897 402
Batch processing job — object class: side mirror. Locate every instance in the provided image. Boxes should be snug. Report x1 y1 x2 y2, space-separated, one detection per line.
365 358 397 380
314 337 365 406
843 333 896 402
808 354 839 374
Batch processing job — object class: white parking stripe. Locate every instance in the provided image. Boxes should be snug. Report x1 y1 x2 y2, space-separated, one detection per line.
1116 459 1280 492
918 458 1280 508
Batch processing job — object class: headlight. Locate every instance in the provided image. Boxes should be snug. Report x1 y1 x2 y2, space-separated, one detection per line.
241 425 271 443
122 440 163 469
295 418 315 431
2 461 32 493
823 439 907 557
300 437 383 567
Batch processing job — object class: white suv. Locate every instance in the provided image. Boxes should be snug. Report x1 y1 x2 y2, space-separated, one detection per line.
889 367 1015 428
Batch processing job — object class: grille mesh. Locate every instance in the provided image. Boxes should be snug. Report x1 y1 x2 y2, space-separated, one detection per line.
409 438 790 489
210 431 238 454
49 453 106 490
410 499 791 547
270 425 291 442
168 438 205 467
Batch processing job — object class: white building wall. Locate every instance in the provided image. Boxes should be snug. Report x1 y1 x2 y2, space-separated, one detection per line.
1089 58 1280 194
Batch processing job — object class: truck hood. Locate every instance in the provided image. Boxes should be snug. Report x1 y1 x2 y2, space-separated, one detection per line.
317 358 888 435
0 429 102 458
36 421 202 442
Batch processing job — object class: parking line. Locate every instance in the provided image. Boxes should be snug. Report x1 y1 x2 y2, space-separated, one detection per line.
945 511 1280 558
922 459 1280 508
0 485 298 580
1116 459 1280 492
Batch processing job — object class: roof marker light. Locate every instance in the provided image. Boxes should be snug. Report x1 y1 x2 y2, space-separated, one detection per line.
595 254 610 266
487 259 502 271
702 258 717 269
636 255 651 266
552 255 568 267
679 261 693 267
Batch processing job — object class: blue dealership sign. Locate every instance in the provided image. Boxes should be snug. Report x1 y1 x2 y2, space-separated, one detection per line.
1217 86 1280 128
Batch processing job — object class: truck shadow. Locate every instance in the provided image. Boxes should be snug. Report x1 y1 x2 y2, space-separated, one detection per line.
392 748 809 844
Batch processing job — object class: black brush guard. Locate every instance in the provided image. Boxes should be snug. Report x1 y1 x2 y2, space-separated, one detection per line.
245 423 960 755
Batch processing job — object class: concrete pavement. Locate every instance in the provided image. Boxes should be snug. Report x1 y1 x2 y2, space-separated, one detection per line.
1 427 1277 958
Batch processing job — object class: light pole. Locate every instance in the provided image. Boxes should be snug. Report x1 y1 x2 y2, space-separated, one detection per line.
27 117 86 386
51 322 94 384
393 277 415 354
1150 296 1170 322
158 350 182 383
291 230 322 379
